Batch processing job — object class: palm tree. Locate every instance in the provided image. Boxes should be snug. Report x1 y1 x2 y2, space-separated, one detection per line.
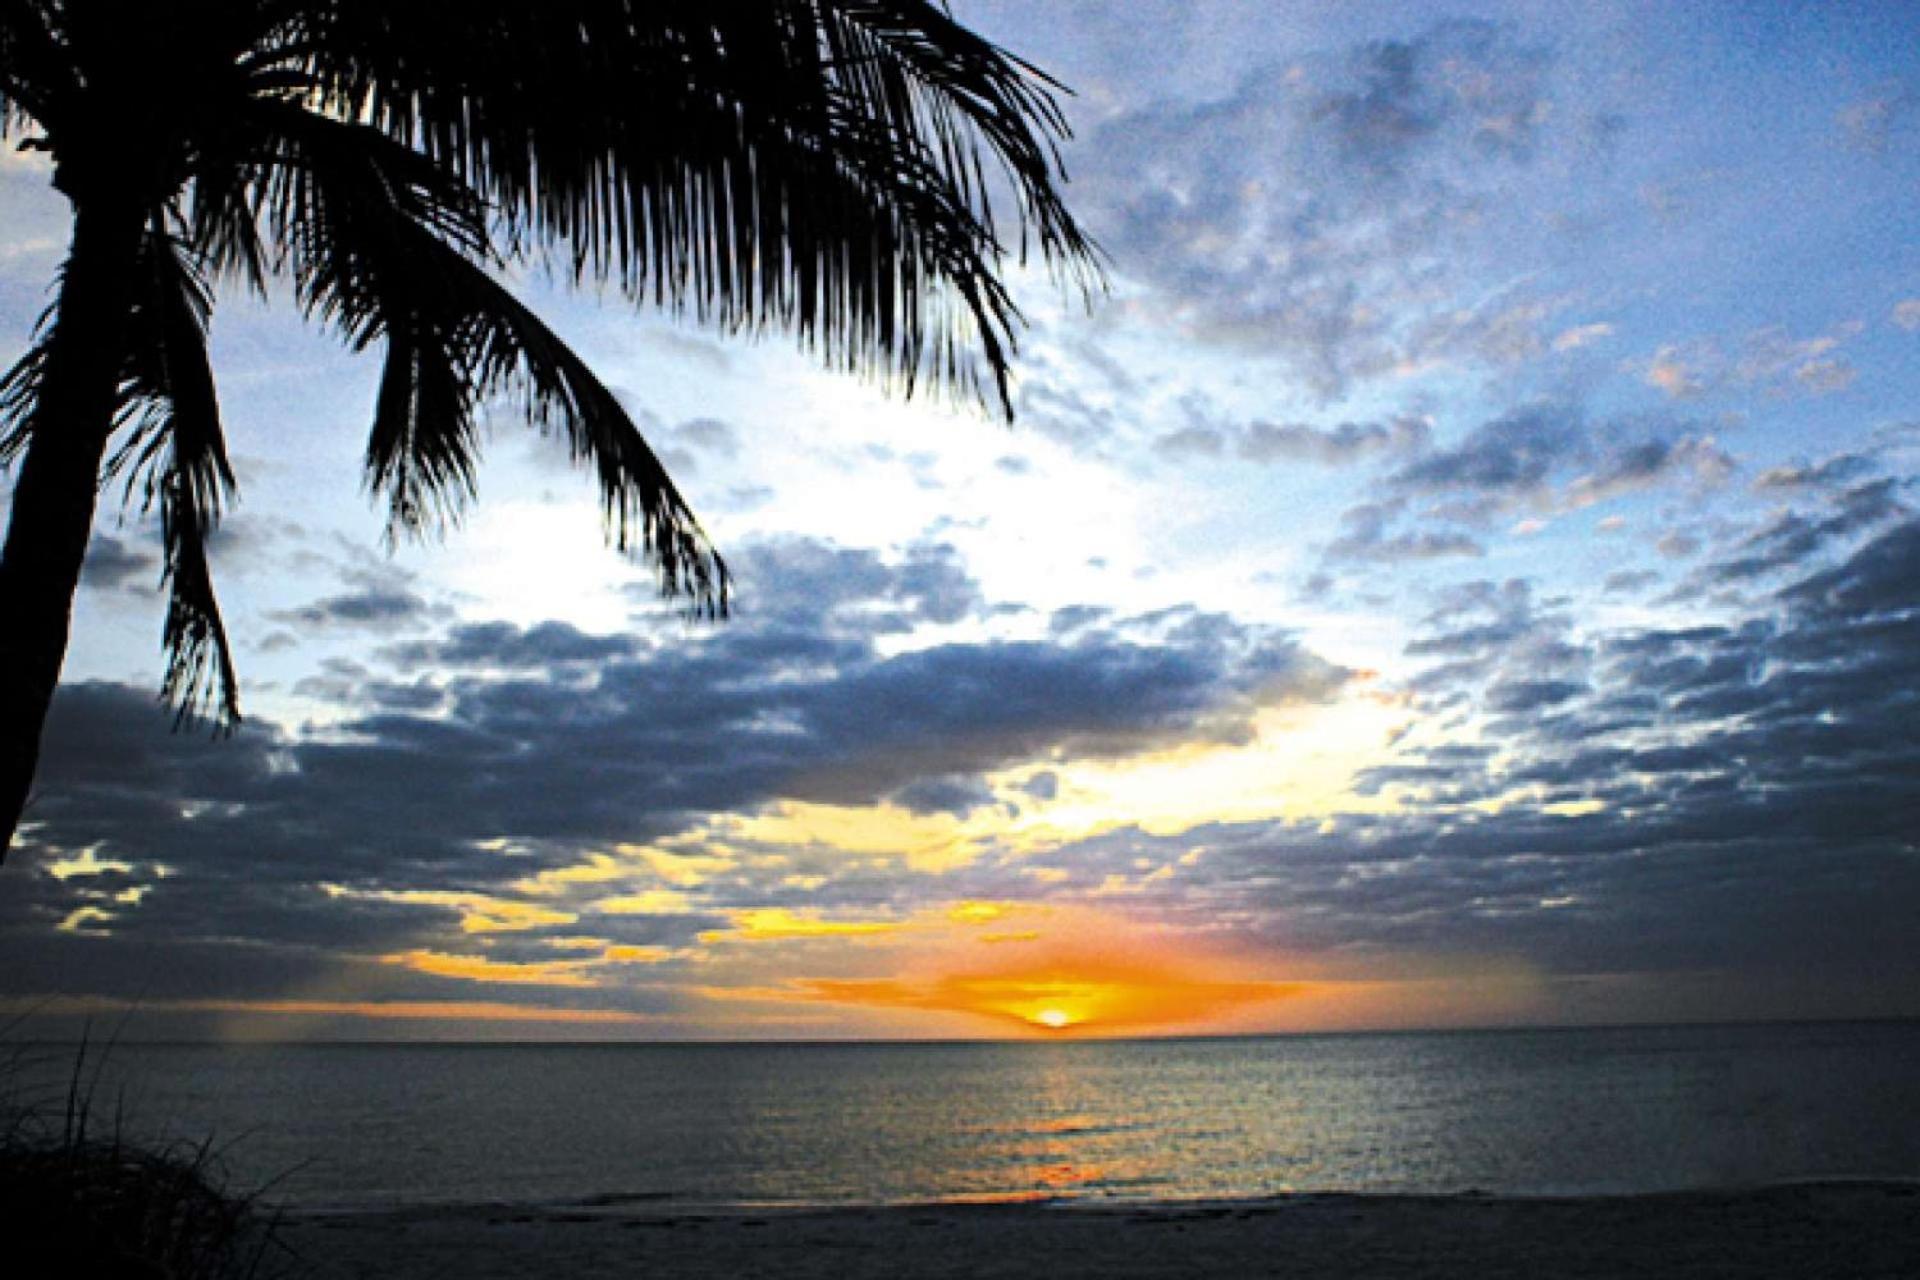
0 1 1097 858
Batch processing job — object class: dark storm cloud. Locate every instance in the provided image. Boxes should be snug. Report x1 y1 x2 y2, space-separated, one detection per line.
702 537 987 637
271 585 438 631
1174 510 1915 999
79 535 157 592
389 620 633 670
1703 476 1909 587
1781 516 1920 621
1484 677 1587 714
1074 21 1585 399
888 775 1004 819
2 536 1350 1002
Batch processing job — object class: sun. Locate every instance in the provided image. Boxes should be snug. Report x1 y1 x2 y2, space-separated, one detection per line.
1034 1008 1073 1030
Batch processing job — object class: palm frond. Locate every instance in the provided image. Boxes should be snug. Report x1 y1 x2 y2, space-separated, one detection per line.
294 0 1101 417
822 2 1098 275
0 0 73 136
439 251 730 616
3 0 1095 766
105 216 241 731
260 105 727 612
181 150 271 299
255 104 493 538
0 290 55 468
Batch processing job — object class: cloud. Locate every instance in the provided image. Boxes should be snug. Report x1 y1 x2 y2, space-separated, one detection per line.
1638 324 1863 401
1183 514 1920 1003
1155 414 1432 468
1153 426 1226 460
1836 84 1915 154
1602 569 1659 594
1315 403 1737 572
1643 347 1706 399
1754 453 1877 494
654 415 741 474
1074 21 1579 398
1552 323 1614 352
8 504 1917 1027
1 536 1351 1010
1702 477 1908 587
79 536 157 592
271 586 438 631
1238 416 1431 465
889 775 1004 819
1392 404 1582 503
1561 436 1733 510
702 908 902 944
1324 499 1484 564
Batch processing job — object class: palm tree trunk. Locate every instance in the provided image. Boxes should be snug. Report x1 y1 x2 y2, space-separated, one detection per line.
0 195 147 861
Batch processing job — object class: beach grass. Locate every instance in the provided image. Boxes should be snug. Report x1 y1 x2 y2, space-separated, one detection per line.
0 1036 285 1279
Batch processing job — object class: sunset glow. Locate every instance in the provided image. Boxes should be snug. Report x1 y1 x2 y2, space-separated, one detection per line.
796 940 1309 1037
3 1 1916 1044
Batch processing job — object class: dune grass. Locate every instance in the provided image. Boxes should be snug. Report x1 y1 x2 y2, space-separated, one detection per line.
0 1035 288 1279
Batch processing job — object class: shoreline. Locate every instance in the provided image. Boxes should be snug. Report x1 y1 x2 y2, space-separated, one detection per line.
277 1173 1920 1219
274 1181 1920 1279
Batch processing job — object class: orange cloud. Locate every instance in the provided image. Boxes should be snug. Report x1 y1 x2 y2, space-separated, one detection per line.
797 954 1306 1035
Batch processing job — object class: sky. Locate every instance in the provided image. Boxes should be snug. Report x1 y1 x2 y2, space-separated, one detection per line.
1 2 1916 1041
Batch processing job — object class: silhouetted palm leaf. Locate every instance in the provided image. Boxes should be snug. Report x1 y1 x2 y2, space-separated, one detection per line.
0 0 1097 855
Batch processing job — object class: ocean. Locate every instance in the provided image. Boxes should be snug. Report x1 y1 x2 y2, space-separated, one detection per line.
18 1021 1919 1211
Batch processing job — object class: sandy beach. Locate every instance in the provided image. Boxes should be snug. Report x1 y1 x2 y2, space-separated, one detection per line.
275 1182 1918 1279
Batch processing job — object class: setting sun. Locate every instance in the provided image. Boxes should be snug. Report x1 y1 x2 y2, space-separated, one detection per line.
1034 1008 1073 1030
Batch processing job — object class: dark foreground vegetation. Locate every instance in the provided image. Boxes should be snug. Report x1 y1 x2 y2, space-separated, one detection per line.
1 1044 284 1279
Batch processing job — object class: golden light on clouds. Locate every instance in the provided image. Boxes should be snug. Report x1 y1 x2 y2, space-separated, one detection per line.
1007 696 1406 844
602 944 677 964
591 889 696 916
948 900 1019 925
48 846 136 880
700 907 903 943
716 801 991 872
659 692 1405 882
386 949 598 987
320 885 577 934
512 844 737 898
384 940 682 989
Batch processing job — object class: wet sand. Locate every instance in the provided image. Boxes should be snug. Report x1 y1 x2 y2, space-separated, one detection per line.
275 1181 1919 1279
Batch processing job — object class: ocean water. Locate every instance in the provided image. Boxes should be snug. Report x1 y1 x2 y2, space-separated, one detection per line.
15 1021 1919 1210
